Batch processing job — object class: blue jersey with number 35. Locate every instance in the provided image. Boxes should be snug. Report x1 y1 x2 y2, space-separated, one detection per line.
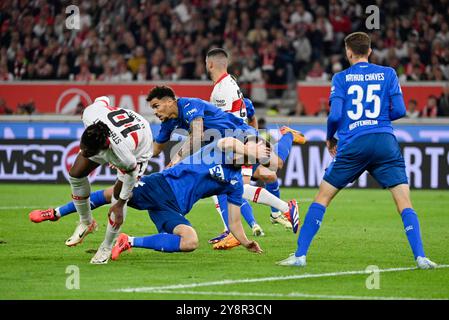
329 62 403 150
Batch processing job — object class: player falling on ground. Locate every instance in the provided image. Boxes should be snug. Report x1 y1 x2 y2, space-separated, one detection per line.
111 136 297 260
277 32 437 269
148 86 302 241
205 48 306 248
30 88 300 256
29 96 153 264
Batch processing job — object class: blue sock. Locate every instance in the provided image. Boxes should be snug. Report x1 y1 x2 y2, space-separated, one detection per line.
275 132 293 162
218 194 229 230
401 208 425 259
57 190 107 217
240 200 257 228
133 233 181 252
265 181 281 213
295 202 326 257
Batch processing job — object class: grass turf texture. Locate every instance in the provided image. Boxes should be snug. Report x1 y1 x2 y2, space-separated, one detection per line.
0 184 448 300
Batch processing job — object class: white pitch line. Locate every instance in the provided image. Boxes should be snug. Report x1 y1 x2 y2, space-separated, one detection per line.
115 264 449 293
145 289 447 300
0 206 41 210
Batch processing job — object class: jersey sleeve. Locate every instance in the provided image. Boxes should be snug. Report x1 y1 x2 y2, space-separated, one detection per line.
155 120 176 144
329 73 345 102
244 98 255 120
183 99 204 124
226 180 244 207
388 68 403 97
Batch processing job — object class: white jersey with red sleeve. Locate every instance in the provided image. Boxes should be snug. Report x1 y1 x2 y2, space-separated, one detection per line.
210 73 247 121
82 97 153 199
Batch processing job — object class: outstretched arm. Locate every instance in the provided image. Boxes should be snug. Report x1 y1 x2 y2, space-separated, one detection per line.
227 202 262 253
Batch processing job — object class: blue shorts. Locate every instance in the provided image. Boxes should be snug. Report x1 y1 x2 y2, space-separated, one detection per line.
128 173 191 233
323 133 408 189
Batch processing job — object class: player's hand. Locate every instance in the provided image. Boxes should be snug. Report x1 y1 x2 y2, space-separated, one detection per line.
109 199 126 229
326 137 338 158
244 240 263 254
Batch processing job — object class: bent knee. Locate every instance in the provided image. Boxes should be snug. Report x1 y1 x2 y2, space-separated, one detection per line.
258 172 277 183
180 237 199 252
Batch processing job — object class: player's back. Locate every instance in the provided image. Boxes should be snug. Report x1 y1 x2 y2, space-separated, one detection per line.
210 73 247 121
82 100 153 167
177 97 252 134
161 142 243 214
330 62 402 149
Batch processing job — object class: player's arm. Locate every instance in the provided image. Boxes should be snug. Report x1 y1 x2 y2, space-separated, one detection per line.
327 75 344 157
227 202 262 253
217 137 270 163
389 69 406 121
247 114 258 129
169 117 204 166
244 98 257 129
153 142 166 157
108 147 139 227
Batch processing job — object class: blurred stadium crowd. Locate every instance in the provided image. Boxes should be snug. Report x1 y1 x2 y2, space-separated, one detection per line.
0 0 449 117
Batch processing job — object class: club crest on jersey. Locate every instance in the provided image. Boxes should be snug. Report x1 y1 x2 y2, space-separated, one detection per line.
209 165 226 182
185 108 197 116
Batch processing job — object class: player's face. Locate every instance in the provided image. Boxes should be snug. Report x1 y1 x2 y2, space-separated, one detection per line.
149 97 176 122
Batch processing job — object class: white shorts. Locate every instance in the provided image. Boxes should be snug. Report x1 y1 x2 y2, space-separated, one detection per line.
241 165 253 177
117 161 148 182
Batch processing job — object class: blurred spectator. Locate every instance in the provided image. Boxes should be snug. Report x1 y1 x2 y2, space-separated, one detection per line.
0 97 13 114
240 58 267 105
420 95 439 118
267 105 280 116
113 62 133 82
438 84 449 117
290 2 314 27
406 99 420 118
75 64 94 82
0 63 13 81
0 0 447 85
127 46 146 75
16 101 36 115
289 100 307 116
306 61 329 81
315 98 329 116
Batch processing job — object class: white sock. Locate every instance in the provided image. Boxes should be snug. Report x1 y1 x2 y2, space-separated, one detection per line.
243 185 289 213
128 236 135 246
54 207 61 218
69 176 92 225
101 196 127 249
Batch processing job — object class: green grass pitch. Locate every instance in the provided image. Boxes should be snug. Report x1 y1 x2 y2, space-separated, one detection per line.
0 184 448 300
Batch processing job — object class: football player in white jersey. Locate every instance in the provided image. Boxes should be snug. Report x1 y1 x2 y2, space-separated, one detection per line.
205 48 306 249
31 96 153 263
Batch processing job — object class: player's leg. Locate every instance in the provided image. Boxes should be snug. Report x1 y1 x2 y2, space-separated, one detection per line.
368 134 436 269
261 126 305 171
90 181 127 264
252 165 293 229
243 184 299 232
242 171 264 236
278 137 369 267
278 180 340 266
65 154 100 246
112 219 196 260
29 188 113 223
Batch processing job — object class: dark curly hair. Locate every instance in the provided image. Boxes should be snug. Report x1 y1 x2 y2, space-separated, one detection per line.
146 86 176 102
81 121 110 152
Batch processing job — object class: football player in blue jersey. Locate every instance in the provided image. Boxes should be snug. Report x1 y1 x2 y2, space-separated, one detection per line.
278 32 436 269
111 136 291 260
